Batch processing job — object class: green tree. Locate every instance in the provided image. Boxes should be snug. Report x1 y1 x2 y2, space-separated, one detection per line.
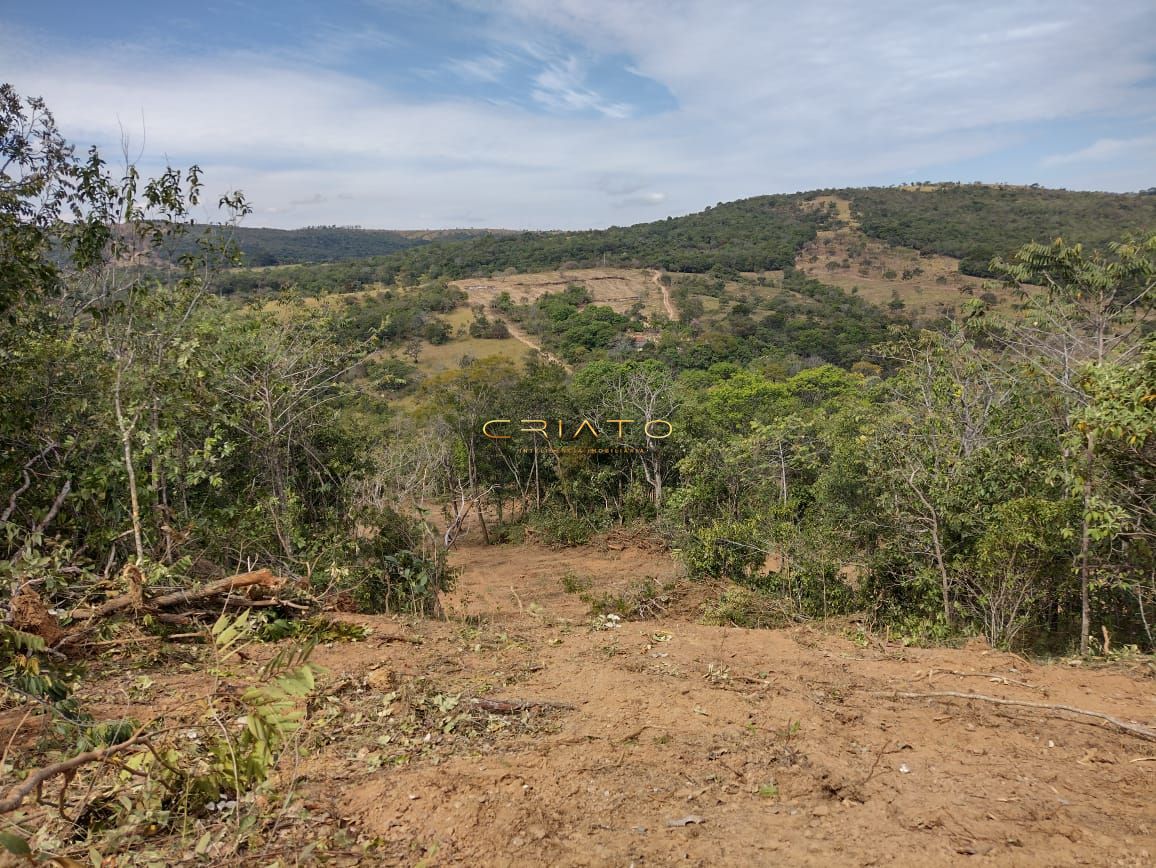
990 234 1156 652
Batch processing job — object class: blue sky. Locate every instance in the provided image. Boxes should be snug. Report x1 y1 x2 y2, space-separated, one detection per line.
3 0 1155 229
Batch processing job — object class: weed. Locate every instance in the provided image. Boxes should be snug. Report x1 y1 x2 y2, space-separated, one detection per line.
560 571 591 594
700 586 793 629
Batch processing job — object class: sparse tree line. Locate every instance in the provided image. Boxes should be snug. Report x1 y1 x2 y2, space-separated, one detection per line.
412 244 1154 654
0 86 451 627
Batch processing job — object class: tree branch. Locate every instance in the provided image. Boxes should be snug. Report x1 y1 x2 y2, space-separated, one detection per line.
879 690 1156 742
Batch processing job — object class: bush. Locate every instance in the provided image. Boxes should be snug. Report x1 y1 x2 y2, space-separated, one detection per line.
347 548 454 616
531 509 603 547
678 519 767 582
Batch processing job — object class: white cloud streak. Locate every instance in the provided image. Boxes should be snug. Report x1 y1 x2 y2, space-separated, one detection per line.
1042 135 1156 167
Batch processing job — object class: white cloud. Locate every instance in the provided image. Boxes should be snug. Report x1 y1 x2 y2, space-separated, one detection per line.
447 54 508 83
2 1 1154 229
1042 135 1156 167
530 56 633 118
614 191 666 208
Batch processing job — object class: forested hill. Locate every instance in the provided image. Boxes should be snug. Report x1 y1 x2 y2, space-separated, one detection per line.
844 184 1156 277
213 184 1156 295
166 225 499 266
358 194 828 280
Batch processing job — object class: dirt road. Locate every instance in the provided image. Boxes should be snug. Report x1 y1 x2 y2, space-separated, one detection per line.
297 540 1156 866
652 269 677 320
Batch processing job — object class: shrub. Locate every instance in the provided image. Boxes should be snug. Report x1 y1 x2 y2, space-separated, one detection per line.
531 509 603 547
678 519 766 583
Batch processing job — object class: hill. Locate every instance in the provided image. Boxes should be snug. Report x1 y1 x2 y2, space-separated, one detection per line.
169 225 501 267
843 184 1156 277
205 184 1156 396
215 185 1156 297
365 194 830 280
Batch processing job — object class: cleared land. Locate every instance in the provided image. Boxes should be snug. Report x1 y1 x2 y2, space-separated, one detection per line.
31 538 1155 866
452 268 668 322
797 196 1014 318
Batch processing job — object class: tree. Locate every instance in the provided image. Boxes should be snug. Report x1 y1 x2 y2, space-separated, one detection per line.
989 235 1156 652
573 360 680 508
868 329 1053 632
417 357 522 545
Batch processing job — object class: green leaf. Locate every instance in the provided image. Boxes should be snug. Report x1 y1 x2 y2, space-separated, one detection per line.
194 830 212 855
0 832 31 856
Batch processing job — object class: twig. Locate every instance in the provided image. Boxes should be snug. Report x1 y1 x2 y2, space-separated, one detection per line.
375 633 424 645
859 739 899 789
929 668 1041 691
1 442 57 524
615 724 655 745
31 478 71 536
880 691 1156 742
0 706 35 772
469 697 575 714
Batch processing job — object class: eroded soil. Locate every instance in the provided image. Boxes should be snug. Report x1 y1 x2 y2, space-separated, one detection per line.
8 538 1155 866
304 540 1156 866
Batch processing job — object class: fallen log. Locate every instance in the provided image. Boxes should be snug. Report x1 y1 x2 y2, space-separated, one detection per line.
67 569 284 621
55 569 286 650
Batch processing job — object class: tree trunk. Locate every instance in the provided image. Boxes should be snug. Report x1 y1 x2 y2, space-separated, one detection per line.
113 365 144 565
1078 432 1095 655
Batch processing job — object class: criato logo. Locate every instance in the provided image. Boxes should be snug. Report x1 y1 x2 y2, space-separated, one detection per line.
482 418 673 440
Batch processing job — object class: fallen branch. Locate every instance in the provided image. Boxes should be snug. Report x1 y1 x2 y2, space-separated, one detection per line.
56 569 286 649
0 733 146 815
79 568 284 619
929 668 1041 691
880 691 1156 742
469 697 575 714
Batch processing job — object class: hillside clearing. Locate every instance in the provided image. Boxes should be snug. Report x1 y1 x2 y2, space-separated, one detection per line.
797 196 1014 318
21 540 1153 866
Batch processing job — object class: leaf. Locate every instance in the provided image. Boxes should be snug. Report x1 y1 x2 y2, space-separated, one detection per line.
0 832 31 856
194 831 213 855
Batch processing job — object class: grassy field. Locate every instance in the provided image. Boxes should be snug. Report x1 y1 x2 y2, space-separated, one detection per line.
451 267 668 322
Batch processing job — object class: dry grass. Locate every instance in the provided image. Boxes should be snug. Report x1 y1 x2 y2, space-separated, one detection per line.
452 267 667 322
414 336 530 374
797 195 1015 319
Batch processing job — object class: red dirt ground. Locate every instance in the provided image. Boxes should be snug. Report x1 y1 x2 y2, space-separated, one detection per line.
304 539 1156 866
4 538 1154 866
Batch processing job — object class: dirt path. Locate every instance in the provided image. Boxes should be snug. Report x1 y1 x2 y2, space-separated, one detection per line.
652 269 677 320
500 319 573 372
297 541 1156 866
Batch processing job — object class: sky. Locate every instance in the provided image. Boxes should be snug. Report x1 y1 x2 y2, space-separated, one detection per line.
2 0 1155 230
